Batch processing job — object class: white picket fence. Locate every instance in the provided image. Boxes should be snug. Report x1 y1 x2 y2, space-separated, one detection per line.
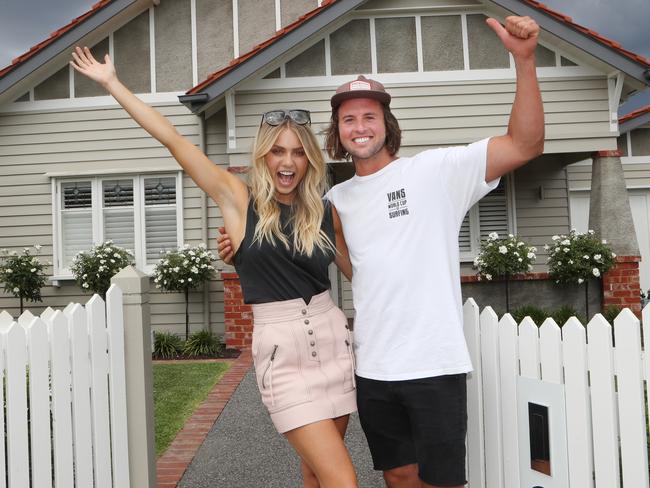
0 285 130 488
464 298 650 488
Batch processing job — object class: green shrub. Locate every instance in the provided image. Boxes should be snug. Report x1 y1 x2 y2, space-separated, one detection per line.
474 233 536 280
0 245 48 313
71 241 134 297
601 305 622 324
153 331 183 359
546 230 615 284
508 305 548 325
550 305 585 326
182 330 223 358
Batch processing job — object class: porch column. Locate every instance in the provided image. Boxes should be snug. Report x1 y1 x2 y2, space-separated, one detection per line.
589 149 642 315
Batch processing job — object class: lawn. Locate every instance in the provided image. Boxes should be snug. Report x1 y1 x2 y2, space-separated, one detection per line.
153 361 231 456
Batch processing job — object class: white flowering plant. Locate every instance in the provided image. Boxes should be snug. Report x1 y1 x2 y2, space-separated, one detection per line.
152 243 216 293
152 243 217 339
70 241 134 297
0 245 48 313
546 229 616 284
473 232 537 281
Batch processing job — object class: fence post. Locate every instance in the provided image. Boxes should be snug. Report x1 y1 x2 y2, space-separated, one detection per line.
111 266 156 488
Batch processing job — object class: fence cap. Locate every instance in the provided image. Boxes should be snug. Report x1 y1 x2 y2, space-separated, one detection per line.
110 266 150 294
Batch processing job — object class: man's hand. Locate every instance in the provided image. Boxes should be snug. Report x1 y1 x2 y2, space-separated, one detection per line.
217 226 235 265
486 16 539 59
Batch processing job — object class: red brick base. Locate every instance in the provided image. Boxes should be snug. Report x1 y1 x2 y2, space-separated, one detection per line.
602 256 642 316
222 272 253 349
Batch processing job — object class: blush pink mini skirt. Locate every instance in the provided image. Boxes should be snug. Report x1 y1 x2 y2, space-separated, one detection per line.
251 290 357 433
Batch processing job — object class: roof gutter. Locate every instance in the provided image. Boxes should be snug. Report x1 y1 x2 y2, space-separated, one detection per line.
620 109 650 133
489 0 650 86
178 0 369 114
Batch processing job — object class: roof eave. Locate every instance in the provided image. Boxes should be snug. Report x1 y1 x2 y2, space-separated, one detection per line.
178 0 369 114
489 0 650 85
0 0 151 105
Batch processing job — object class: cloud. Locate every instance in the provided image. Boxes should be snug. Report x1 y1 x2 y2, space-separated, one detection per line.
0 1 91 67
542 0 650 57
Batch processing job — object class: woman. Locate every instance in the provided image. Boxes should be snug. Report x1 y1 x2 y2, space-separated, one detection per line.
70 47 356 488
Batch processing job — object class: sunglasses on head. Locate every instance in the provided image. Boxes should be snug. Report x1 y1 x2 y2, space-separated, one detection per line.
261 109 311 127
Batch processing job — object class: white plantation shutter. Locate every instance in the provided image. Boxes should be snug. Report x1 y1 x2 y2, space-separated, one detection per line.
61 181 93 268
458 179 509 258
55 173 181 276
479 179 508 242
102 180 135 254
143 177 177 263
459 213 472 253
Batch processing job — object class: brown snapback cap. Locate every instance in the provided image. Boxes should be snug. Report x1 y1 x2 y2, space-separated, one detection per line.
330 75 391 109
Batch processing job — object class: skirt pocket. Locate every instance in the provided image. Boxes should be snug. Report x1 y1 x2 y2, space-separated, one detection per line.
332 309 356 393
255 325 311 414
342 329 356 392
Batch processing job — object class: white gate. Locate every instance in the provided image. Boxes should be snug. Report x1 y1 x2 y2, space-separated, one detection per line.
464 298 650 488
0 285 130 488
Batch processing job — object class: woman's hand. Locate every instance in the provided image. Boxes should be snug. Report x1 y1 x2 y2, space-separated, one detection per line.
70 46 117 88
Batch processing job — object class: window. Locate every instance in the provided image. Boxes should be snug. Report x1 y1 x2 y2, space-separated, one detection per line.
54 173 183 276
459 178 510 260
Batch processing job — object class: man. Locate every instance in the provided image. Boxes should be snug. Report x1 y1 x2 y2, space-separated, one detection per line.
220 15 543 488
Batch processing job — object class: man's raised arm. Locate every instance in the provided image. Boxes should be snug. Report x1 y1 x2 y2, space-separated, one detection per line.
485 16 545 182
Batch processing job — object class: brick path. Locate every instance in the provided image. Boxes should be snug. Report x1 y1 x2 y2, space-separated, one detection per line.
155 349 253 488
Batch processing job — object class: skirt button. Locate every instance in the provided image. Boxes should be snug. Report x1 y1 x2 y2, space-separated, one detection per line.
311 351 317 357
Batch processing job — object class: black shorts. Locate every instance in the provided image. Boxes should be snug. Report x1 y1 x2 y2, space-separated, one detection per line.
356 373 468 487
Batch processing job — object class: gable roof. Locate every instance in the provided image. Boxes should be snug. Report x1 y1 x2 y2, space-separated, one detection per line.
178 0 368 112
0 0 152 105
619 105 650 133
516 0 650 69
180 0 650 114
0 0 113 79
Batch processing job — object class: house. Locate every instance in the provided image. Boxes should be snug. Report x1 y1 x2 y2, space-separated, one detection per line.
568 105 650 291
1 0 649 344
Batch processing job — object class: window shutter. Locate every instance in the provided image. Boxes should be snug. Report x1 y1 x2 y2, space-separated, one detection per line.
61 181 93 268
459 213 472 253
103 179 135 253
144 177 178 263
478 179 508 242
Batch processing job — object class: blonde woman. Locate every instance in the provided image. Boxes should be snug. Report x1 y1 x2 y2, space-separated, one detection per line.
71 47 357 488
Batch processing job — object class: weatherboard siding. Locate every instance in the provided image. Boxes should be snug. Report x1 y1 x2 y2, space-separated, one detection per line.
0 103 217 335
204 110 231 336
229 76 614 157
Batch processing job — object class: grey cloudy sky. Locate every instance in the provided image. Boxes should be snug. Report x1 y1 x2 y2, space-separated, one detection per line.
1 0 649 113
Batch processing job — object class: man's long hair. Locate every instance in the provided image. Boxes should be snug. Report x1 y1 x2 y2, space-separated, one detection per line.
324 103 402 160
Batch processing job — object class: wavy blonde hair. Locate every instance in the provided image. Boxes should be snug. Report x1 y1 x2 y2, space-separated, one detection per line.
249 119 334 257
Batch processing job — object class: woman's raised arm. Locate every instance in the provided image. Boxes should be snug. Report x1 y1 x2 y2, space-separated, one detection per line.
70 47 248 220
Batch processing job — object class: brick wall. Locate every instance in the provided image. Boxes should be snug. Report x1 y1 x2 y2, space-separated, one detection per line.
222 272 253 349
602 256 642 316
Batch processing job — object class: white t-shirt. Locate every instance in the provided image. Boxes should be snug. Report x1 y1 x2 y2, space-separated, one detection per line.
327 138 499 381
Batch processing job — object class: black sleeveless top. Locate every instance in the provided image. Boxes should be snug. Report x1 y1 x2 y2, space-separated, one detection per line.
233 200 336 304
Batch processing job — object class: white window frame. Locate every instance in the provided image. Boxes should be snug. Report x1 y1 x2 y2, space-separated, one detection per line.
459 175 513 262
51 172 184 282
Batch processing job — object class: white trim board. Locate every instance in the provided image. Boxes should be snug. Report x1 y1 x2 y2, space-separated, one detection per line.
239 67 603 91
2 92 185 113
